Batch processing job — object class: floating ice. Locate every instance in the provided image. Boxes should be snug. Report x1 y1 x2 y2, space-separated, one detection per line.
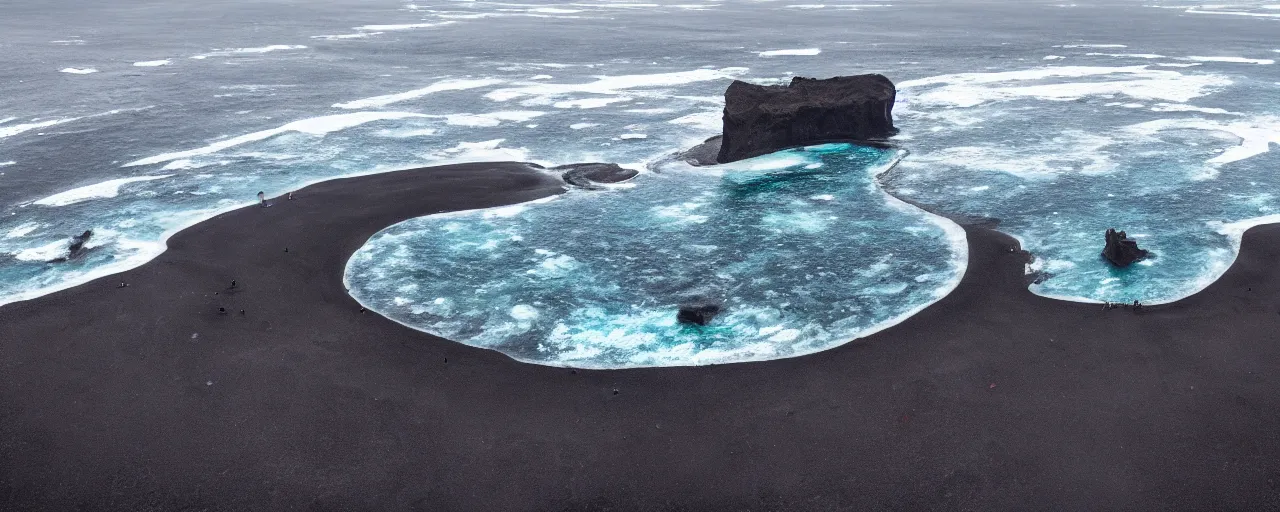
59 68 98 74
345 145 966 368
132 60 171 67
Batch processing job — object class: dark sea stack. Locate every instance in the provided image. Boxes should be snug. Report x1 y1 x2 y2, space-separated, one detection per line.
715 74 898 164
554 163 639 189
1102 228 1149 267
677 300 722 326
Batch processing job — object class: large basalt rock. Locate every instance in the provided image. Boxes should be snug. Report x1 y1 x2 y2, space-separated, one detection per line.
716 74 897 164
1101 228 1149 267
554 163 639 189
677 300 722 326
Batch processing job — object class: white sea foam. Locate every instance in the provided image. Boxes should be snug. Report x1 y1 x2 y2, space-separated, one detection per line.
619 133 648 140
0 161 14 167
757 48 821 57
1124 117 1280 166
426 139 530 163
902 130 1119 178
1186 7 1280 18
439 111 544 127
125 111 427 166
668 111 721 133
191 45 307 59
0 118 77 139
32 175 173 206
569 123 600 130
355 21 457 31
59 68 98 74
1149 103 1238 115
333 78 504 109
132 60 171 67
4 223 40 238
553 96 630 109
484 68 748 105
311 33 380 40
1055 44 1127 48
899 66 1231 108
1085 52 1166 59
1184 55 1275 65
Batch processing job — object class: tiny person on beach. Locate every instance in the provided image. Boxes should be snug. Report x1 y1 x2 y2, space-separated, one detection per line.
258 191 266 207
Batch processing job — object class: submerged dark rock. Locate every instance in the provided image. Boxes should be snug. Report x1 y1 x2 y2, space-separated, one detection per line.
48 230 93 263
677 300 722 326
554 163 639 189
677 135 723 167
716 74 898 164
1101 228 1149 267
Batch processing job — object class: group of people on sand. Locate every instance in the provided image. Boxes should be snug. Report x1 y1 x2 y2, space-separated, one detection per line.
257 191 295 207
1103 300 1143 311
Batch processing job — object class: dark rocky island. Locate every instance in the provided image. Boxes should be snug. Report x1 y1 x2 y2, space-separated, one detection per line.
715 74 898 163
677 300 722 325
1102 228 1149 267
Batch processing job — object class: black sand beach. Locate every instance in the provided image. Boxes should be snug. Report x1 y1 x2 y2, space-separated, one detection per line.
4 162 1280 510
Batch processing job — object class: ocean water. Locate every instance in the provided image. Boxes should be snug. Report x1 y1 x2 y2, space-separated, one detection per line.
345 146 966 367
1 0 1277 366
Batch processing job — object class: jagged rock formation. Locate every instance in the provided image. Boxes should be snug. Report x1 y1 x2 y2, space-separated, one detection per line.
49 230 93 263
553 163 638 189
1102 228 1149 267
677 300 722 326
716 74 898 163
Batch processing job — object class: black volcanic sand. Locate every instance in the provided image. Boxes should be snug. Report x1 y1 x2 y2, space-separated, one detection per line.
5 162 1280 511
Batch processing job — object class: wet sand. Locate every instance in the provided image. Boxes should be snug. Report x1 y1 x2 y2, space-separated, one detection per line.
4 162 1280 510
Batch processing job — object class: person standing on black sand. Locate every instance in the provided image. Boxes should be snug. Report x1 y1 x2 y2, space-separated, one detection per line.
258 191 265 207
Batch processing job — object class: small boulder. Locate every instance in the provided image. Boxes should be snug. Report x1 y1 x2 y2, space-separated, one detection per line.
677 300 722 326
676 136 723 167
1101 228 1149 267
554 163 638 189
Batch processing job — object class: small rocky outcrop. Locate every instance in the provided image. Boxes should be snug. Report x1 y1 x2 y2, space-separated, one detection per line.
1101 228 1149 267
677 300 722 326
676 136 723 167
48 230 93 263
716 74 898 164
554 163 639 189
